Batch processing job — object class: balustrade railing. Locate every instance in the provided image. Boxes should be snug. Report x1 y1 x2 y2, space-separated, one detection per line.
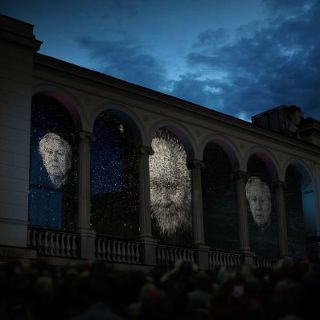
254 256 278 268
28 227 79 258
209 250 242 270
28 227 282 269
95 236 142 264
156 244 195 266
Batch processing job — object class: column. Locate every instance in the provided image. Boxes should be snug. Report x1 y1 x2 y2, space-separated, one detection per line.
137 145 156 265
274 181 289 258
190 159 205 245
189 159 209 269
77 131 95 260
234 171 252 264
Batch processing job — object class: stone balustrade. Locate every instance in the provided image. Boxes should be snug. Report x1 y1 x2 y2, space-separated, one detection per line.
209 249 242 270
28 227 79 258
156 244 196 266
95 235 142 264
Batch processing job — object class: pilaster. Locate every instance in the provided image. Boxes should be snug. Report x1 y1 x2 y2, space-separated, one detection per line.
274 180 289 258
77 131 96 260
0 15 41 247
137 145 156 265
233 171 252 262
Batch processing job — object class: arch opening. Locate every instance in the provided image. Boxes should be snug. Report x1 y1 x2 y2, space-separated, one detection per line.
202 142 238 250
90 110 140 238
149 127 193 244
285 163 317 259
246 153 279 257
29 94 78 231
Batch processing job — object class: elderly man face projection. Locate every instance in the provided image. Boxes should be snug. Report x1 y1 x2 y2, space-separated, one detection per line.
149 130 191 238
39 133 71 188
245 176 271 228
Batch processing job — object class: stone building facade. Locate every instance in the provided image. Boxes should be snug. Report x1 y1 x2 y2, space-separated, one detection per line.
1 15 320 268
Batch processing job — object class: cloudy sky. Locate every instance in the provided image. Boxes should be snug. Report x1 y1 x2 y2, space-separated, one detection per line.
2 0 320 121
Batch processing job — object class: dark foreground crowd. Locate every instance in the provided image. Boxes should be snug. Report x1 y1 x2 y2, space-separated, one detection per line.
1 258 320 320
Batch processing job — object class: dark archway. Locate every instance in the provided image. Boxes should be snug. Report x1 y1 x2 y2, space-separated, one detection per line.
202 142 238 250
90 110 140 239
285 163 316 259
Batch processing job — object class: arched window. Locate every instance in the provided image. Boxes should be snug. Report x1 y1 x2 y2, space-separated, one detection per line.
247 154 278 257
90 112 139 238
285 164 314 260
202 143 238 250
29 94 77 230
149 128 192 244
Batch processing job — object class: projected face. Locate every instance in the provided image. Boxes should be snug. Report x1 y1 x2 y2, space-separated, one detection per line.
149 130 191 237
39 133 71 188
245 176 271 228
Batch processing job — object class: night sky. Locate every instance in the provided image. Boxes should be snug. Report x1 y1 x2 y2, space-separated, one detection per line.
2 0 320 121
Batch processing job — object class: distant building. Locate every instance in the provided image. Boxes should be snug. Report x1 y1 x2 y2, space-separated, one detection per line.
1 14 320 269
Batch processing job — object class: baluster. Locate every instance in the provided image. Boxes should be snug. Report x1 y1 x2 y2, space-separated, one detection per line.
127 242 132 263
123 241 128 263
159 247 163 265
68 234 72 257
70 234 75 257
99 238 104 260
28 229 33 247
134 242 138 263
118 241 123 262
124 241 128 262
164 247 169 266
71 235 76 257
182 248 186 261
97 238 101 260
41 231 46 255
27 229 31 247
162 247 166 265
171 248 175 266
167 247 171 266
71 234 75 257
37 231 41 254
44 231 48 255
56 233 61 256
138 242 142 264
164 247 168 266
102 239 107 260
111 240 116 261
48 232 53 255
61 233 66 257
95 238 100 259
65 234 69 257
105 240 110 261
157 246 162 265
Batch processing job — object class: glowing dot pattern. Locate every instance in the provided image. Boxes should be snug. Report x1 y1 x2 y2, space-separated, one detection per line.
90 112 139 238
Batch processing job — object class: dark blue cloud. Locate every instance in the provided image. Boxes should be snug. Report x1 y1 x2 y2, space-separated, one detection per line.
193 28 229 47
77 37 167 90
172 0 320 120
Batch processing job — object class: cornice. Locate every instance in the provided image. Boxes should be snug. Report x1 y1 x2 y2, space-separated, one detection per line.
33 53 320 158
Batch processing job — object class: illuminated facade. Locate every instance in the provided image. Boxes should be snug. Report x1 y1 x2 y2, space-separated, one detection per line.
1 15 320 268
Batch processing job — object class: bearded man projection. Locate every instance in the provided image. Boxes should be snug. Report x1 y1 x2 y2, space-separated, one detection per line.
149 129 192 242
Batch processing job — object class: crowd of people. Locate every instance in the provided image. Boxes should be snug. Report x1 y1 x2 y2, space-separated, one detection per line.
0 257 319 320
